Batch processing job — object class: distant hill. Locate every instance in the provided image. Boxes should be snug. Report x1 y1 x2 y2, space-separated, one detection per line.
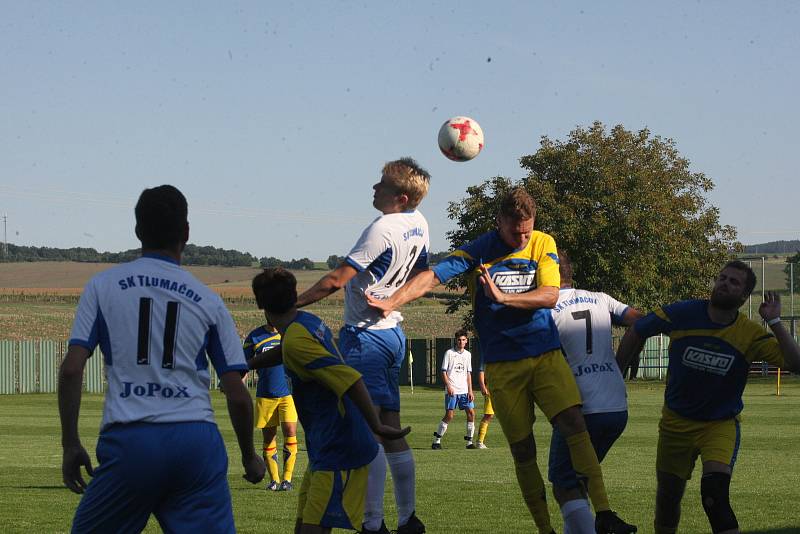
743 240 800 254
1 243 257 267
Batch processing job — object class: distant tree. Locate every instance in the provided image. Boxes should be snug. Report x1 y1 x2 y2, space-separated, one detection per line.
784 252 800 292
445 122 741 311
259 256 284 268
287 258 315 270
326 255 345 269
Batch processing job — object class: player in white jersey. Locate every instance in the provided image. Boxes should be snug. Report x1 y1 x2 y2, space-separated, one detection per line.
548 251 642 534
431 330 476 449
58 185 266 534
296 158 430 534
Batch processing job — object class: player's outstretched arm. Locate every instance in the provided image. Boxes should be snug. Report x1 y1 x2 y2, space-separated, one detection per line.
616 327 647 374
760 291 800 373
58 345 94 494
367 269 441 316
346 379 411 440
248 344 283 369
220 372 266 484
296 263 358 308
621 307 645 326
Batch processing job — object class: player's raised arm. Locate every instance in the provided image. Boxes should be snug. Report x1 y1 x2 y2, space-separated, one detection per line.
345 378 411 440
759 291 800 373
58 345 94 494
296 263 359 308
219 372 266 484
247 343 284 369
478 264 559 309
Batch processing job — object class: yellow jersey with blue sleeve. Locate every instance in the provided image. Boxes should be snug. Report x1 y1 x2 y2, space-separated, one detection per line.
635 299 784 421
281 311 379 471
432 229 561 363
243 326 291 399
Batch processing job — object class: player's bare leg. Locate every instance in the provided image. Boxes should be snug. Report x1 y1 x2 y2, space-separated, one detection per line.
654 470 686 534
552 406 636 533
509 434 554 534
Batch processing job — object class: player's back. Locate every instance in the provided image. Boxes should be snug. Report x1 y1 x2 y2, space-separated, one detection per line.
551 287 629 415
344 210 429 329
69 254 246 430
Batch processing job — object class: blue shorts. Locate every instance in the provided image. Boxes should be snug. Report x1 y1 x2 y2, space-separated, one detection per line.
445 393 475 411
339 325 405 412
71 421 233 534
548 411 628 490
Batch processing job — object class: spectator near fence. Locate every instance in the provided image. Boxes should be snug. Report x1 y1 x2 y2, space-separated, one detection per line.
431 329 476 450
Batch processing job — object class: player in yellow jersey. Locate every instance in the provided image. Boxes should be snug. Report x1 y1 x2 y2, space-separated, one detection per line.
475 362 493 449
618 261 800 534
369 187 635 534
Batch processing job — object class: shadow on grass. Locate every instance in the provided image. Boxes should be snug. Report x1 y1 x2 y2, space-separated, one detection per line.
745 529 800 534
3 485 65 490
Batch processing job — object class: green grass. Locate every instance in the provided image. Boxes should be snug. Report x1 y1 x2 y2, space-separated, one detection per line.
1 380 799 533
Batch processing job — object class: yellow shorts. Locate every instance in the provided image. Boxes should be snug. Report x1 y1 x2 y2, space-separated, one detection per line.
656 407 741 480
483 394 494 416
296 465 369 529
485 350 581 445
255 395 298 428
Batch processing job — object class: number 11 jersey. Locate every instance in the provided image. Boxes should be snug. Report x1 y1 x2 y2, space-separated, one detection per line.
68 254 248 431
344 210 429 329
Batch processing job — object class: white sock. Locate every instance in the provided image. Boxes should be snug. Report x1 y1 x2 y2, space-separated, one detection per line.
363 444 387 530
560 498 594 534
466 421 475 440
434 420 448 443
386 449 416 526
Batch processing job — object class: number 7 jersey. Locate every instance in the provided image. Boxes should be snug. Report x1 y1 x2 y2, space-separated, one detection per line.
343 210 429 329
68 254 248 430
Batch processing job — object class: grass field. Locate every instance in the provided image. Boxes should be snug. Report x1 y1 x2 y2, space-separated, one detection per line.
0 380 798 533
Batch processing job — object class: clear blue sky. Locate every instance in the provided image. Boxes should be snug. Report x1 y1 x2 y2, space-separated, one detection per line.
2 1 798 259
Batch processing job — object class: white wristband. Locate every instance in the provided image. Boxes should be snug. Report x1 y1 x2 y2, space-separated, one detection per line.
767 317 781 326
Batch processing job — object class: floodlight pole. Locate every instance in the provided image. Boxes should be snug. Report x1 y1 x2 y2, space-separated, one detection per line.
1 214 7 260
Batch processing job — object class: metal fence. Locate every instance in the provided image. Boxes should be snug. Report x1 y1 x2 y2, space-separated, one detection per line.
2 328 795 394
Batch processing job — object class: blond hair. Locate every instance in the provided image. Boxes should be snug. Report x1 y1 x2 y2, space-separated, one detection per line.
382 157 430 210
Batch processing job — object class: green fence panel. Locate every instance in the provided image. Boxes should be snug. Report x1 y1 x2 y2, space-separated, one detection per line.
433 338 451 385
469 339 481 388
0 341 16 394
40 340 59 393
85 351 104 393
640 335 665 380
19 340 38 393
407 338 429 386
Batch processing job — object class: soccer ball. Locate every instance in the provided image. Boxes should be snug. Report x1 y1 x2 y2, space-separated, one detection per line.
438 116 484 162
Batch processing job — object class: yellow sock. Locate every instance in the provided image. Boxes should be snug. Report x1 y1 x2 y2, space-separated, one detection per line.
513 456 553 533
263 439 280 483
283 438 298 482
478 421 489 443
566 431 610 512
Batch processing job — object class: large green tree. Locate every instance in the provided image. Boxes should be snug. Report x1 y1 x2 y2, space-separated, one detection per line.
784 252 800 292
446 122 740 310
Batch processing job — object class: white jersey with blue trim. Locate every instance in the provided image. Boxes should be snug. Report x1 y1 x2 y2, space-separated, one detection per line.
68 254 248 430
551 287 629 415
344 210 429 329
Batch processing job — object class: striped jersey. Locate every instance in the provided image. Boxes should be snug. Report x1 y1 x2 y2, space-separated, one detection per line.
432 230 561 363
282 311 378 471
68 254 248 431
636 299 784 421
243 326 291 398
344 210 429 329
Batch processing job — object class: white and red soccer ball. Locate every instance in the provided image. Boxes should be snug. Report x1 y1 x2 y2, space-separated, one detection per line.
438 116 484 162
